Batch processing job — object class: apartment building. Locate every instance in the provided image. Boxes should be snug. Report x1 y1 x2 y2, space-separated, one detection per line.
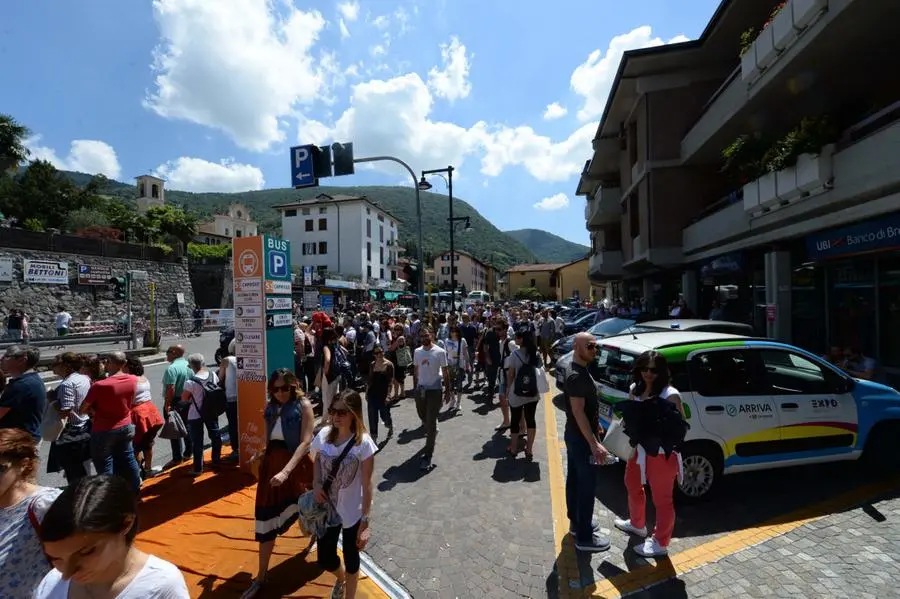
432 249 491 293
196 203 259 244
275 193 402 284
578 0 900 386
505 263 567 299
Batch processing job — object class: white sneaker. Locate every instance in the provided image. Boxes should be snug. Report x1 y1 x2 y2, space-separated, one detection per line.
614 518 648 538
634 536 668 557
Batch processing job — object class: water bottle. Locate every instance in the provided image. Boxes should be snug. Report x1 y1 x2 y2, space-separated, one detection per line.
590 453 619 466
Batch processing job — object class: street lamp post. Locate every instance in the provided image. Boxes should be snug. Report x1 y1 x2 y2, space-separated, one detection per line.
419 166 470 311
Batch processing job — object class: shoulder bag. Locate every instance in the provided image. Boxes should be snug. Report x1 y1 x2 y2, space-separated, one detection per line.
297 436 356 537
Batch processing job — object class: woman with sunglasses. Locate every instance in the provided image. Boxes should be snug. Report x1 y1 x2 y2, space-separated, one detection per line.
366 347 394 445
0 428 62 599
243 369 316 599
35 475 189 598
312 390 377 599
613 350 687 558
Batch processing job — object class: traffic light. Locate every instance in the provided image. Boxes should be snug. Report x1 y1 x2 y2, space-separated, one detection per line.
312 145 332 179
332 142 355 176
109 276 127 300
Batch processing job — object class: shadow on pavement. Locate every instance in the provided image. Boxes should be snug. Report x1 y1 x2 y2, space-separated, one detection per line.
378 450 431 491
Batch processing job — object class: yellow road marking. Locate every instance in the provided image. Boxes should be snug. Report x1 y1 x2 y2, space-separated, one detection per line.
542 376 900 598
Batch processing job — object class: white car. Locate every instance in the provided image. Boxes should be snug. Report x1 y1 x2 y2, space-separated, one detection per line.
583 331 900 500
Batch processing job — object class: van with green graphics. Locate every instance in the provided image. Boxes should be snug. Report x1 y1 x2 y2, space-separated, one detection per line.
591 332 900 500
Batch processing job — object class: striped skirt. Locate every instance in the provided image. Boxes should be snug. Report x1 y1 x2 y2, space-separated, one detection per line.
254 440 314 543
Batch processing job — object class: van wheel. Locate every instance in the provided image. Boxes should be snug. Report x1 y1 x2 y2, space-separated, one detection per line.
862 421 900 472
677 442 723 502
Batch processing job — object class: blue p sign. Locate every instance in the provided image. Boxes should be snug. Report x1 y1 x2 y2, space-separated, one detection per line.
268 251 287 278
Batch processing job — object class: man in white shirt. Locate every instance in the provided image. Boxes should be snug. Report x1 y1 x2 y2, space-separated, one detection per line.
413 326 449 471
54 306 72 337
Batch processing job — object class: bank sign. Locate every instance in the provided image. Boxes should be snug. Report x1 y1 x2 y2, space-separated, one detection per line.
806 213 900 260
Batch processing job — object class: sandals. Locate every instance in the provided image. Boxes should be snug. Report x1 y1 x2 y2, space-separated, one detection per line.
241 579 264 599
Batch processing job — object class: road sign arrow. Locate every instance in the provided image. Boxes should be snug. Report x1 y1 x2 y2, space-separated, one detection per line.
266 315 274 328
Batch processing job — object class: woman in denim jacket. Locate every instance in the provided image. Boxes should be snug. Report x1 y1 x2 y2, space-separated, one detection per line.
242 368 315 599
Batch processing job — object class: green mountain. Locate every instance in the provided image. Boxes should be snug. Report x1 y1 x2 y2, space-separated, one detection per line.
504 229 589 263
62 172 538 271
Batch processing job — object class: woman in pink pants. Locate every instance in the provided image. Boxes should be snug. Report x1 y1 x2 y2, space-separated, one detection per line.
614 350 687 557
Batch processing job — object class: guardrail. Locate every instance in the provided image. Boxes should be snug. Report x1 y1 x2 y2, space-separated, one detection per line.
0 334 132 351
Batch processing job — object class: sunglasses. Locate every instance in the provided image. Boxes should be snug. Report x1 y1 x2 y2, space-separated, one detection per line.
328 407 350 417
640 367 661 374
273 384 292 392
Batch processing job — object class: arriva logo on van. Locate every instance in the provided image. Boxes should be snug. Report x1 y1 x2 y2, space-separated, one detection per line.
728 403 773 417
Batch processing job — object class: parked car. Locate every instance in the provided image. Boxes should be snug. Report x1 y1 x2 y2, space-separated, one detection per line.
554 320 753 390
563 310 602 335
585 331 900 500
551 316 649 366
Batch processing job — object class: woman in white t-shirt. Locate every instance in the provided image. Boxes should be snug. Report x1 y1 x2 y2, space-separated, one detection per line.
35 475 189 599
311 390 377 599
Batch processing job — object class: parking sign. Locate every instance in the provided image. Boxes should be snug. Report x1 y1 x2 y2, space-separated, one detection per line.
268 250 287 278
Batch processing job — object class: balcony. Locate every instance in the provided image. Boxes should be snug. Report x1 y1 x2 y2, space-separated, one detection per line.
588 250 623 282
683 106 900 256
585 187 621 230
681 0 863 163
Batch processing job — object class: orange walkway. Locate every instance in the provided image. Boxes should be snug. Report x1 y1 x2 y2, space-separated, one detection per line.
136 457 389 598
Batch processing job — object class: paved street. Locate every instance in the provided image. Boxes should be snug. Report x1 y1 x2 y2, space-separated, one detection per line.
38 367 900 598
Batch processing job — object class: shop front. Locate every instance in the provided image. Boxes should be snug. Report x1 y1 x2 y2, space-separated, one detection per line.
802 211 900 387
695 250 765 333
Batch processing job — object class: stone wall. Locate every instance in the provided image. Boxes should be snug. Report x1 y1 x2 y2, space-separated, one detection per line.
0 249 196 338
188 258 228 309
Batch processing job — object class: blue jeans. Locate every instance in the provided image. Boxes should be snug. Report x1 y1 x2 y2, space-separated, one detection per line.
189 418 222 473
91 424 142 493
564 431 598 544
225 400 239 454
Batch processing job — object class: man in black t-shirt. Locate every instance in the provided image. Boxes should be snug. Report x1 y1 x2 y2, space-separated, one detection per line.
563 332 611 553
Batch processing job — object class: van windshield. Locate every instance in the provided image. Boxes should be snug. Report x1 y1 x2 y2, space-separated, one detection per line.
594 345 637 393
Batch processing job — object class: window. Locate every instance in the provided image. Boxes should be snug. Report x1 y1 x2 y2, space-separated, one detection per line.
759 350 834 395
302 242 317 255
284 209 297 217
305 219 314 232
151 184 159 198
379 248 384 265
391 271 397 281
319 207 327 214
302 208 311 215
139 182 145 196
225 228 230 236
366 242 371 261
441 267 450 275
377 214 384 222
380 268 385 279
236 230 242 237
318 241 327 254
530 278 536 287
379 226 384 242
367 265 372 278
366 207 371 214
317 265 327 277
689 350 766 397
318 218 327 231
592 347 637 393
366 220 371 237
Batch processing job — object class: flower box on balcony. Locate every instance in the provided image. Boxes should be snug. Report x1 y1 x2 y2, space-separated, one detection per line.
741 49 760 82
758 172 779 209
772 3 798 50
754 26 778 69
796 144 834 193
793 0 828 30
743 180 760 212
776 165 801 202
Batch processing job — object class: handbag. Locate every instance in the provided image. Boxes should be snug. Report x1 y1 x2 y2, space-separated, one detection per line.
40 400 67 442
600 416 634 460
159 409 188 440
297 437 355 537
396 345 412 368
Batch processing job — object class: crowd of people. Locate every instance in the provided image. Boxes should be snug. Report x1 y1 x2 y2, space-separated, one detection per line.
0 298 693 598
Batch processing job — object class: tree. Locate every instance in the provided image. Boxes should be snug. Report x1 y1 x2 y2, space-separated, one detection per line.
143 204 199 249
0 114 30 174
515 286 543 301
66 207 110 233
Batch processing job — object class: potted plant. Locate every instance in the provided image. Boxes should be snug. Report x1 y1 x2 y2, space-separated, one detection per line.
722 134 766 212
740 27 760 82
794 116 836 193
771 1 797 50
793 0 828 30
754 3 783 70
763 127 803 202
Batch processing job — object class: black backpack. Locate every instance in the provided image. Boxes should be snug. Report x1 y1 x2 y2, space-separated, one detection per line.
513 351 539 398
191 374 226 421
327 344 353 386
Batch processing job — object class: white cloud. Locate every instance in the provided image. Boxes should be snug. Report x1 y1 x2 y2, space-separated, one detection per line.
317 71 590 184
26 136 122 179
339 18 350 39
337 1 359 21
571 25 689 121
144 0 328 152
371 15 389 29
543 102 568 120
427 36 472 103
534 193 570 211
154 157 265 192
370 44 387 57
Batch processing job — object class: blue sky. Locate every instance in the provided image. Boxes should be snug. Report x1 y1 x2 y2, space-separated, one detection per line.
1 0 720 245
